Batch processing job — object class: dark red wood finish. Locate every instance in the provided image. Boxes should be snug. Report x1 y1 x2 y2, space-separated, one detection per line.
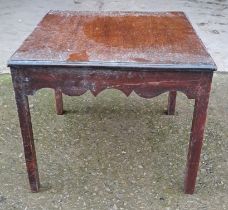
167 91 177 115
9 11 215 69
8 11 216 194
54 89 63 115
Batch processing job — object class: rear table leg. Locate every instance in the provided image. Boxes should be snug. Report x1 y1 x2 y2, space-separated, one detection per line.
167 91 177 115
55 89 64 115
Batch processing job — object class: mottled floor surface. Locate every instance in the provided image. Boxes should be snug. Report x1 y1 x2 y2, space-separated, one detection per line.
0 0 228 73
0 73 227 210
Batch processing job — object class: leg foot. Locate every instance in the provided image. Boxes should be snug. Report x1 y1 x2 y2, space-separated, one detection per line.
55 89 64 115
167 91 177 115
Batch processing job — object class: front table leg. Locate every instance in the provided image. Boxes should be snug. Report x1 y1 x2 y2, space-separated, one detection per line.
184 92 210 194
14 90 40 192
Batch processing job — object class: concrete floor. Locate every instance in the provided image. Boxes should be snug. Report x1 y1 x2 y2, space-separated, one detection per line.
0 73 228 209
0 0 228 73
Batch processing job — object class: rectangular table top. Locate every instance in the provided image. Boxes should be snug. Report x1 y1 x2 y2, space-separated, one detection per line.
8 11 216 71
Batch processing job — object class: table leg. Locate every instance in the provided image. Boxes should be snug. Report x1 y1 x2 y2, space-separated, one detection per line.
184 92 210 194
55 89 64 115
14 90 40 192
167 91 177 115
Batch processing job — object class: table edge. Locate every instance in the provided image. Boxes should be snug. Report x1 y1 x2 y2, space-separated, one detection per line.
7 60 217 71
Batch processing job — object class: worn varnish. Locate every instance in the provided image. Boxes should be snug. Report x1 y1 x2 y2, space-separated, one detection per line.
8 11 216 194
9 11 216 70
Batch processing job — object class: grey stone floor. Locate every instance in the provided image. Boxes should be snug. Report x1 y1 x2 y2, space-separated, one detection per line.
0 73 227 209
0 0 228 73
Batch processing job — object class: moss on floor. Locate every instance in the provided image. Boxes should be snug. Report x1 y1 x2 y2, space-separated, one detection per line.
0 73 227 209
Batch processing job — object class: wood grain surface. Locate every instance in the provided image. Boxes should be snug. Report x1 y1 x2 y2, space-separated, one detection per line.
8 11 216 70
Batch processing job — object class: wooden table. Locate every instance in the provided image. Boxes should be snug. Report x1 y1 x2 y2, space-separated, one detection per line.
8 11 216 194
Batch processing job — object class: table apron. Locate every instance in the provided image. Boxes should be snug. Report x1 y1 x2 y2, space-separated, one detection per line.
10 67 213 100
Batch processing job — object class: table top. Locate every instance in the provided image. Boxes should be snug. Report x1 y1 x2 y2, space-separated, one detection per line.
8 11 216 71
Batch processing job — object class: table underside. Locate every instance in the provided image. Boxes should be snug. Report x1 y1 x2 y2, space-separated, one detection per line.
11 66 213 194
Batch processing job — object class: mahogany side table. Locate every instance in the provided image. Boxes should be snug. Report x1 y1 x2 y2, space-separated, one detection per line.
8 11 216 194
